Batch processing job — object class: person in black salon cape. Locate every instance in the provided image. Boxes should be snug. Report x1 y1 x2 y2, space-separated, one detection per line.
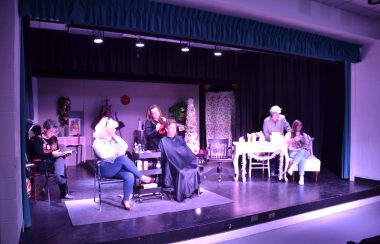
158 119 200 202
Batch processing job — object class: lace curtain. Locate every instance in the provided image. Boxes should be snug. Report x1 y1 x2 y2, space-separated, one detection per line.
205 91 235 146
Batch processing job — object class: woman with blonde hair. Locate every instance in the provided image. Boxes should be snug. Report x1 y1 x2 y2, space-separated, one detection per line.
93 117 154 210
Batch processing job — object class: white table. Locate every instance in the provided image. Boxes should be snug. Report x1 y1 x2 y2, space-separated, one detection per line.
58 136 86 166
233 141 290 182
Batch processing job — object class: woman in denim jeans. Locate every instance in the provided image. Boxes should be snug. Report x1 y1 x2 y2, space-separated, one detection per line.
92 117 154 210
284 120 311 185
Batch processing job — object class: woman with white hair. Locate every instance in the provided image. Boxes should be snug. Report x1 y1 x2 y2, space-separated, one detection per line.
92 117 154 210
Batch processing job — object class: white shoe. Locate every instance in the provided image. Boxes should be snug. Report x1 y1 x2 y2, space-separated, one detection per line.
299 176 304 185
287 165 295 176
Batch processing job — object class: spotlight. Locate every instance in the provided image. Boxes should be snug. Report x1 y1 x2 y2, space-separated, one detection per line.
135 38 145 48
181 42 190 52
368 0 380 4
214 46 222 57
93 31 103 44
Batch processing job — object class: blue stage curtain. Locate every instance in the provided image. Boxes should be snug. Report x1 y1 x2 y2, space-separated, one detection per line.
341 62 351 179
20 18 32 228
19 0 361 63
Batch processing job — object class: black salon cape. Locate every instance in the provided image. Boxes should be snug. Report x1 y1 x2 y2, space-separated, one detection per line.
158 136 200 202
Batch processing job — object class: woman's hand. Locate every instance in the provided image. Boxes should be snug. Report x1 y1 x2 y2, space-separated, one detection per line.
155 123 162 131
52 150 64 157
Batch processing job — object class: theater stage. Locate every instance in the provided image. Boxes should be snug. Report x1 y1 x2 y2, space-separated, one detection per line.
21 163 380 243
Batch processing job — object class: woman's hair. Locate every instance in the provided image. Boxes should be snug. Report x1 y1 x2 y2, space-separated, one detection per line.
164 119 177 129
291 120 304 138
93 117 119 139
146 104 163 121
28 124 42 139
43 119 58 130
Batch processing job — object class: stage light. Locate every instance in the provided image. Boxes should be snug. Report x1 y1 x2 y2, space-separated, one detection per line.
135 38 145 48
181 43 190 52
368 0 380 4
214 46 222 57
93 31 103 44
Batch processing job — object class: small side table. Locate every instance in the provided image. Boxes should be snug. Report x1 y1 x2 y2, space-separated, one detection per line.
58 136 86 166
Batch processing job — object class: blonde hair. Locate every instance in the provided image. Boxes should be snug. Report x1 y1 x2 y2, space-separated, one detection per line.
93 117 119 139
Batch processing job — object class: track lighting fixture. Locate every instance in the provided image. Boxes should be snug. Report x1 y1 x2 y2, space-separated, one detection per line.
181 42 190 52
135 38 145 48
93 31 103 44
214 46 222 56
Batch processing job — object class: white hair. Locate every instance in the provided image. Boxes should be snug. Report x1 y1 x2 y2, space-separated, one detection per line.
93 117 119 139
270 105 282 115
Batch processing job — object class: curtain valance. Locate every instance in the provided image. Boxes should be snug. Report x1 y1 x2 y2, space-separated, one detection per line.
19 0 361 62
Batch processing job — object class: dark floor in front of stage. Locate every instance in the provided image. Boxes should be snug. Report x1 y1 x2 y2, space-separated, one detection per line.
21 163 380 244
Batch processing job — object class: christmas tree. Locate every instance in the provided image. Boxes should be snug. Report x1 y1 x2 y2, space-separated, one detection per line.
184 98 200 154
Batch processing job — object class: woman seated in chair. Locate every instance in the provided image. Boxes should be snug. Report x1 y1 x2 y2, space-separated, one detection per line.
284 120 311 185
92 117 154 210
29 119 72 199
158 119 200 202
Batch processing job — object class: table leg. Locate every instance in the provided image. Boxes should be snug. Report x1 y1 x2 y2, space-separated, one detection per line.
242 153 247 182
233 153 239 181
280 150 289 182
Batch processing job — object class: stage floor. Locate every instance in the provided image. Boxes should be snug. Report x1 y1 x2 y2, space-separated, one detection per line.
21 163 380 243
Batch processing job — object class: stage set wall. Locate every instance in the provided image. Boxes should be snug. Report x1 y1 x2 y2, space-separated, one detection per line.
36 77 199 165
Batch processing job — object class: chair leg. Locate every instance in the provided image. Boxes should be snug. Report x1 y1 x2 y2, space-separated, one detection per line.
98 181 101 210
93 177 96 202
248 159 252 178
267 160 271 178
45 173 50 203
315 172 319 182
217 162 222 182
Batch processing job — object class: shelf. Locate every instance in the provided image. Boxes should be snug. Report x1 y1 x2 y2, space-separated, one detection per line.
133 152 163 202
133 151 161 160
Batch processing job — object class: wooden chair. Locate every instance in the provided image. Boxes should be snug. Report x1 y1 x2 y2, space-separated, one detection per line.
292 138 321 182
206 139 234 182
27 159 54 203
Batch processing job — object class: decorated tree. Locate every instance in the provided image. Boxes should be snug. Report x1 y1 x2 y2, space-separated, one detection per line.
56 96 71 127
184 98 200 154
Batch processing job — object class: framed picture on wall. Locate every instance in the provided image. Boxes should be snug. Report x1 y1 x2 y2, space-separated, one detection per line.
66 111 84 136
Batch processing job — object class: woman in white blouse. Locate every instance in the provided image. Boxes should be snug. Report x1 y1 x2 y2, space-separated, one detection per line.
92 117 154 210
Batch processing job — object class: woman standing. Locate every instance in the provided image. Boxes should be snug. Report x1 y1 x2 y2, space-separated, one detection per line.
144 104 166 151
284 120 311 185
92 117 154 210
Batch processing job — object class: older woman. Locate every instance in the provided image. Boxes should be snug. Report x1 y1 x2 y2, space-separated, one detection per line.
144 104 166 151
159 119 200 202
284 120 311 185
29 119 72 199
92 117 154 210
